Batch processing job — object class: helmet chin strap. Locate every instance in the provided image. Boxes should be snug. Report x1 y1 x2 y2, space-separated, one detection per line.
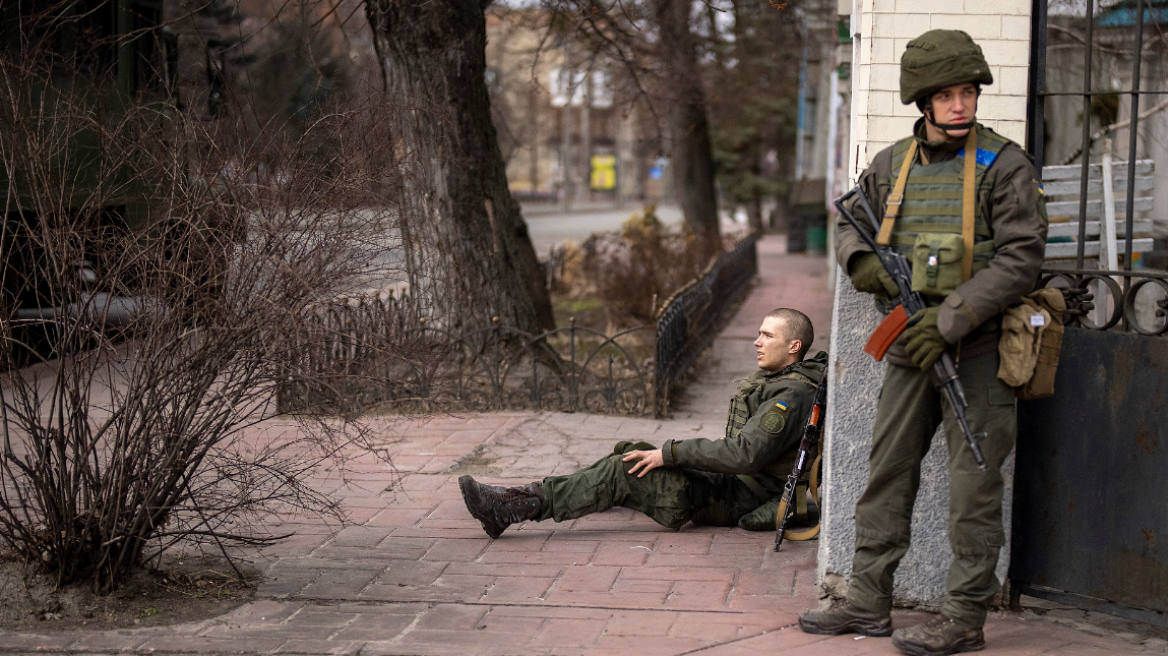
924 109 975 134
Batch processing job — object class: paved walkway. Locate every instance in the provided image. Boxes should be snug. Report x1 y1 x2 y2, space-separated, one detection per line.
2 236 1161 655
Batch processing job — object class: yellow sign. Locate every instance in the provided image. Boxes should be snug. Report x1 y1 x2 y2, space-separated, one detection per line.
590 154 616 190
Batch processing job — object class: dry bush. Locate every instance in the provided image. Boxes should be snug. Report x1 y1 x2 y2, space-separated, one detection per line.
562 205 716 324
0 11 407 592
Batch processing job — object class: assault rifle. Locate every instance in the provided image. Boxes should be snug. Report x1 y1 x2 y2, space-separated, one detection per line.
834 186 987 471
774 371 828 552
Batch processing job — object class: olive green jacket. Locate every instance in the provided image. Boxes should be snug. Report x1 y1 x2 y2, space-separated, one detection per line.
660 352 827 495
837 119 1049 366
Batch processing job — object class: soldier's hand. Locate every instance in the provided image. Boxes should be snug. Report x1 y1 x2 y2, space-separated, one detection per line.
848 252 898 298
903 306 946 370
623 449 664 478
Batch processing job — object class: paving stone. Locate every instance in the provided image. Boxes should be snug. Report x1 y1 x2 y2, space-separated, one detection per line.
477 549 593 566
482 533 550 552
664 580 732 609
592 635 715 656
480 576 555 603
610 577 673 596
619 565 736 582
260 567 322 597
137 635 287 653
554 565 621 592
654 533 714 555
57 634 150 652
603 610 680 637
529 617 609 648
358 638 485 656
273 638 364 654
592 541 655 566
297 568 383 599
734 568 797 596
418 534 490 560
644 553 743 569
413 603 489 631
668 617 753 642
327 613 416 641
444 561 564 578
285 609 359 629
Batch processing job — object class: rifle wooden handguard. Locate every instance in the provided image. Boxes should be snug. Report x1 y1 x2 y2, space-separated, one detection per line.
864 304 909 361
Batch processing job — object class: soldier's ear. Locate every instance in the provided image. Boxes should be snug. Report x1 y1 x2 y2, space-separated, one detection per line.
789 339 802 355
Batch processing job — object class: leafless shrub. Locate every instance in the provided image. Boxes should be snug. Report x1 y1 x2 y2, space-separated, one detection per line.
0 9 408 592
565 205 728 323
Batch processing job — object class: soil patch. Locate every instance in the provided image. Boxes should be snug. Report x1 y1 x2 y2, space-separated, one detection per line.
0 551 257 632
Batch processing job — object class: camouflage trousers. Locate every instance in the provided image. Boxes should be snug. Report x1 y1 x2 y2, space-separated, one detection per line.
537 441 763 529
847 349 1016 628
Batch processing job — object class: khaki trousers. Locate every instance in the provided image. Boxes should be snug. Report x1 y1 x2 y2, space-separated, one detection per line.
847 350 1016 627
538 441 762 529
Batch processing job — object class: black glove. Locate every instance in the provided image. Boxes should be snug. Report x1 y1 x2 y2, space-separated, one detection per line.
903 307 946 370
848 253 898 298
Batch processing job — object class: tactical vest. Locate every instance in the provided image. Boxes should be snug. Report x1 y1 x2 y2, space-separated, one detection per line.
724 368 815 441
880 125 1011 301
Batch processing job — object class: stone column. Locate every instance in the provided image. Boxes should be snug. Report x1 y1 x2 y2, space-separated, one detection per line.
820 0 1033 609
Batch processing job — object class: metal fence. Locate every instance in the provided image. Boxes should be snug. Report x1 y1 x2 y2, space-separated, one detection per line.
1028 0 1168 335
654 231 761 416
277 231 761 418
277 301 654 416
1013 0 1168 628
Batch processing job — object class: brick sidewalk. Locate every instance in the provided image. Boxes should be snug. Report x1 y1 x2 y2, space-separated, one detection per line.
0 237 1152 655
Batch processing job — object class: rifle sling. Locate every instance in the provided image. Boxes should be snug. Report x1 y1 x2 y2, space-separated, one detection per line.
736 474 771 503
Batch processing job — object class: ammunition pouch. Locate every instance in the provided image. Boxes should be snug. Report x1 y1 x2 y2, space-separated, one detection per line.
997 288 1066 399
911 233 965 299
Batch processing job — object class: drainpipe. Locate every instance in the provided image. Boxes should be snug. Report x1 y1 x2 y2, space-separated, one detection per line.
795 8 809 181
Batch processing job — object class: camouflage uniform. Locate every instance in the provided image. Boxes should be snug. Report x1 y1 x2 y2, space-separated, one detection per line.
836 118 1048 627
537 352 828 530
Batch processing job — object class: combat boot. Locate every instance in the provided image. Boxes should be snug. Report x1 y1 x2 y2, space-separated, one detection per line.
798 602 893 637
891 615 985 656
459 475 543 538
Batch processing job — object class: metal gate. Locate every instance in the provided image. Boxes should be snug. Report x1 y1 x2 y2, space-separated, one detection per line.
1014 0 1168 626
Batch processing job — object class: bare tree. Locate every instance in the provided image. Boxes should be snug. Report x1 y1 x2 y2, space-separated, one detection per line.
651 0 721 254
364 0 556 333
0 7 408 591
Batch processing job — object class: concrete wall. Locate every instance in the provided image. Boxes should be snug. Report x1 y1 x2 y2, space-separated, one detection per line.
820 0 1030 609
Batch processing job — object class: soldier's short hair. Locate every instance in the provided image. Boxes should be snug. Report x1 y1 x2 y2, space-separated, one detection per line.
765 308 814 360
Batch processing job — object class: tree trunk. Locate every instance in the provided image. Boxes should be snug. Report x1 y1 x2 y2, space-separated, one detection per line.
366 0 555 333
652 0 721 257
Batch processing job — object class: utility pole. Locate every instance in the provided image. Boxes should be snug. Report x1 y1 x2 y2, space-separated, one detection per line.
580 69 592 205
794 8 809 181
560 67 573 213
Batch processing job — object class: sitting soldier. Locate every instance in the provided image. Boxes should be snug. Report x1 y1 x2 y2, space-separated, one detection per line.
458 307 827 537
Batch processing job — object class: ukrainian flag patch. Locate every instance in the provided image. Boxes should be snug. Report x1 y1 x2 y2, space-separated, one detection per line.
775 401 789 411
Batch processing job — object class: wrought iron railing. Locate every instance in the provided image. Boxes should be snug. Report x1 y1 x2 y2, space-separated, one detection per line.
1039 268 1168 335
654 231 761 416
278 231 761 417
1030 0 1168 335
278 304 654 416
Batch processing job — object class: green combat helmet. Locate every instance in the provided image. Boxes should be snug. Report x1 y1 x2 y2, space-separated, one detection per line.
900 29 994 106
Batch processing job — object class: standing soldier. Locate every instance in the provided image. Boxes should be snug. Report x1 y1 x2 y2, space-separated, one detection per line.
797 30 1048 656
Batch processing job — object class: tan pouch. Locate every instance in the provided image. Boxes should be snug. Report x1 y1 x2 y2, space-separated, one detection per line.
997 288 1066 399
998 303 1048 387
1017 288 1066 400
911 233 965 300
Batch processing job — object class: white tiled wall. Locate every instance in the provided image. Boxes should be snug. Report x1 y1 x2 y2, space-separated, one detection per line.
848 0 1033 184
